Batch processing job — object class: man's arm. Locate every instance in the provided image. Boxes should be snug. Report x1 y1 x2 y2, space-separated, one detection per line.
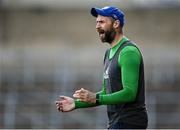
74 85 106 108
74 46 141 105
98 46 141 104
55 83 106 111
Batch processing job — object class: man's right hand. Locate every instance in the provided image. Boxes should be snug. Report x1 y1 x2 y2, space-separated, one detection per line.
55 96 75 112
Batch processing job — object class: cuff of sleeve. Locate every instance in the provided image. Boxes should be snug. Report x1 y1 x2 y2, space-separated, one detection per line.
74 99 80 109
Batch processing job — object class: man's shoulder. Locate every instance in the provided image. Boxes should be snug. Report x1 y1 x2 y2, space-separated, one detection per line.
120 45 140 57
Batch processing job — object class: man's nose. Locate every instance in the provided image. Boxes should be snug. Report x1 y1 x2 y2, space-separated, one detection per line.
96 23 100 30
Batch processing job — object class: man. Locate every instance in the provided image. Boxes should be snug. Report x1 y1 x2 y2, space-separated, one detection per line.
55 6 148 129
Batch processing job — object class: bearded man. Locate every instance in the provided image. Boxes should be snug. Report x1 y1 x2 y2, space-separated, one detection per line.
55 6 148 129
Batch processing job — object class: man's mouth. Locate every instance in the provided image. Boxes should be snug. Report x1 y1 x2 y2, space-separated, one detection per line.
98 30 105 37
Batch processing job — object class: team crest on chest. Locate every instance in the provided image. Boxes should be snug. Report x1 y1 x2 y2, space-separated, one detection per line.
103 66 109 79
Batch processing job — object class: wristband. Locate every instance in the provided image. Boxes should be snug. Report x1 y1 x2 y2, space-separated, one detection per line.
96 93 100 105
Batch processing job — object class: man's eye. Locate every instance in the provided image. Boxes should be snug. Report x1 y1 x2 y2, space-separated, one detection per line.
97 21 103 24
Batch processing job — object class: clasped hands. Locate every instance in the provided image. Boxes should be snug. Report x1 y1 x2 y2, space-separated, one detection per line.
55 88 96 112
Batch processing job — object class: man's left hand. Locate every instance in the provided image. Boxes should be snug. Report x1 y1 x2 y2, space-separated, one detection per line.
73 88 96 103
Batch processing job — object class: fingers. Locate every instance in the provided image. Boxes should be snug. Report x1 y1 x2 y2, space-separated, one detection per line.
73 88 87 98
55 101 61 104
73 93 87 99
73 93 80 98
73 88 96 103
55 100 67 112
55 96 71 112
73 93 89 102
55 95 76 112
55 101 62 111
74 88 85 94
74 89 81 94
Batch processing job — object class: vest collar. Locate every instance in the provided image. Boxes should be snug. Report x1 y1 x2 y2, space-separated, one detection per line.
109 36 129 59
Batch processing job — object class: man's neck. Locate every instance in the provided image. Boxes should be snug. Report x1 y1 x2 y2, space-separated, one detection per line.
110 33 124 48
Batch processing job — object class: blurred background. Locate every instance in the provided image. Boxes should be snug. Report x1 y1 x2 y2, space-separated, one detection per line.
0 0 180 129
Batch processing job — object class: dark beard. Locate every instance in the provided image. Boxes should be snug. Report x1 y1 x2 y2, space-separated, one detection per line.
102 28 116 44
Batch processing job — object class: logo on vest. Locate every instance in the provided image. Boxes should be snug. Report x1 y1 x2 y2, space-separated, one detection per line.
103 67 109 79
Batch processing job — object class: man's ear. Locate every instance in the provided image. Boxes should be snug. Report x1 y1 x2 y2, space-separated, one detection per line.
113 20 120 29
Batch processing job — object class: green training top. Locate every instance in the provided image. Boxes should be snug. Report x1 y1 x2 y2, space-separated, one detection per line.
75 36 141 108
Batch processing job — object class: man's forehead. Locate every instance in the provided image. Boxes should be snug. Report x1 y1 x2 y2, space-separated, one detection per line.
96 15 111 21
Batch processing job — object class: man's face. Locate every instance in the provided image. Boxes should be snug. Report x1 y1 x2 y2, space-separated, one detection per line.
96 15 116 44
